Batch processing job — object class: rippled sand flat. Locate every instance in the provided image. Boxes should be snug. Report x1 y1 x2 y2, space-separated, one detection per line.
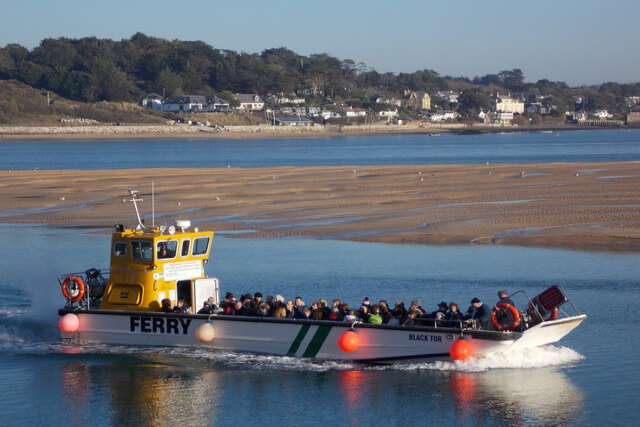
1 161 639 251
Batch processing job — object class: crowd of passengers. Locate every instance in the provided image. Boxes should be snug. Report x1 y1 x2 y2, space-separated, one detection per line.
162 290 513 330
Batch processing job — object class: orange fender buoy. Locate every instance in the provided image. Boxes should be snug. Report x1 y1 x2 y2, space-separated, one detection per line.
58 313 80 333
491 303 521 331
449 338 473 361
338 330 359 352
195 322 215 342
61 275 85 303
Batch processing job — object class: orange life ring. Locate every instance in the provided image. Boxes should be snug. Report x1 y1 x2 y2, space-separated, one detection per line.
527 301 558 323
491 302 521 331
61 275 85 303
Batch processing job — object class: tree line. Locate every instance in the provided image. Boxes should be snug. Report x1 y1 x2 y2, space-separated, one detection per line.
0 33 639 116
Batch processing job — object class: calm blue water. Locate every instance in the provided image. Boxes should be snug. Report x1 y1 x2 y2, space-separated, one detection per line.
1 225 639 426
1 129 640 170
2 130 640 425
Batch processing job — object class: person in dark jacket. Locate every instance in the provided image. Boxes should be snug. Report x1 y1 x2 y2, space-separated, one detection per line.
445 302 464 322
496 290 514 306
470 297 491 329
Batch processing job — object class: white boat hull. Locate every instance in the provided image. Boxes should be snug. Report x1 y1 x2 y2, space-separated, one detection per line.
59 310 586 362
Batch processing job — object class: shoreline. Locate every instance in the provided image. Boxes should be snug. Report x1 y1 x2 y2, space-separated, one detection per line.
0 122 615 142
1 162 639 252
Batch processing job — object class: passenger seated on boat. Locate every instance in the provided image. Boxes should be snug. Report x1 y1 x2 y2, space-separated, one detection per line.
343 310 356 323
497 290 514 306
255 303 270 317
285 300 295 318
339 303 351 319
409 300 425 316
403 308 420 327
378 300 392 324
393 300 407 321
232 300 249 316
469 298 491 329
386 309 402 326
445 302 464 322
367 305 383 324
329 307 343 321
310 307 324 320
173 298 189 313
273 305 287 318
251 292 264 313
160 298 173 313
432 301 449 321
197 300 216 314
357 304 370 322
318 299 331 319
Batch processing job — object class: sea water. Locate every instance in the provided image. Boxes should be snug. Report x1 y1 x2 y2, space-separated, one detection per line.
1 129 640 170
0 225 638 426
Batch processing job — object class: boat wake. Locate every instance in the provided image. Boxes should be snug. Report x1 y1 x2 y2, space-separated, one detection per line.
389 345 585 372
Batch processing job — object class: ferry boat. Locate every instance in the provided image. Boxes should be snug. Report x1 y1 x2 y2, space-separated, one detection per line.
57 189 586 363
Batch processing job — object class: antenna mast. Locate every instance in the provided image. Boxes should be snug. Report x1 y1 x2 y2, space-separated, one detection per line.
127 187 146 230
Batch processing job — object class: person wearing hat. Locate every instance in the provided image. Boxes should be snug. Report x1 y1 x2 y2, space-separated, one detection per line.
432 301 449 320
469 297 491 329
197 300 215 314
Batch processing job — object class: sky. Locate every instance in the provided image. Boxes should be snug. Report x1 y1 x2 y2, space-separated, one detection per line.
1 0 638 86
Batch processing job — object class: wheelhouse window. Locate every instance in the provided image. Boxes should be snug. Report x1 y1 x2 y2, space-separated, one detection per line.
181 239 190 257
157 239 178 259
114 242 127 256
132 241 153 261
192 236 210 256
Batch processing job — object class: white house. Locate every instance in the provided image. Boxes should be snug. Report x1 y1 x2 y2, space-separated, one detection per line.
436 90 459 104
321 111 341 120
429 111 457 122
235 94 265 112
495 93 524 114
594 110 612 120
378 109 398 118
339 106 367 117
140 93 164 111
162 96 204 113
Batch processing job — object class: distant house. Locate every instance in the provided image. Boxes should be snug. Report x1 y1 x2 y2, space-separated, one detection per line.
378 109 398 118
495 93 524 114
627 107 640 126
161 95 230 113
593 110 612 120
405 91 431 110
490 111 514 124
274 117 314 126
235 94 265 111
429 111 457 122
371 95 402 107
435 90 459 104
339 106 367 117
140 93 163 111
321 111 341 120
265 93 306 105
306 106 321 117
162 96 204 113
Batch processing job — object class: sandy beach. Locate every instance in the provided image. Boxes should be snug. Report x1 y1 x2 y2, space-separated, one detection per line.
1 161 639 252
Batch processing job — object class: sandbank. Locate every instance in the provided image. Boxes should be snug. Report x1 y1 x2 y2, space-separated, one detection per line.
1 162 639 252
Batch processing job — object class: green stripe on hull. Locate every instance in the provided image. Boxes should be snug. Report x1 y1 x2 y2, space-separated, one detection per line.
302 325 333 358
287 324 311 356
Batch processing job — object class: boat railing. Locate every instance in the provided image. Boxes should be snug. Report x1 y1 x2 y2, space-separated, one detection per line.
510 285 582 328
58 267 109 309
